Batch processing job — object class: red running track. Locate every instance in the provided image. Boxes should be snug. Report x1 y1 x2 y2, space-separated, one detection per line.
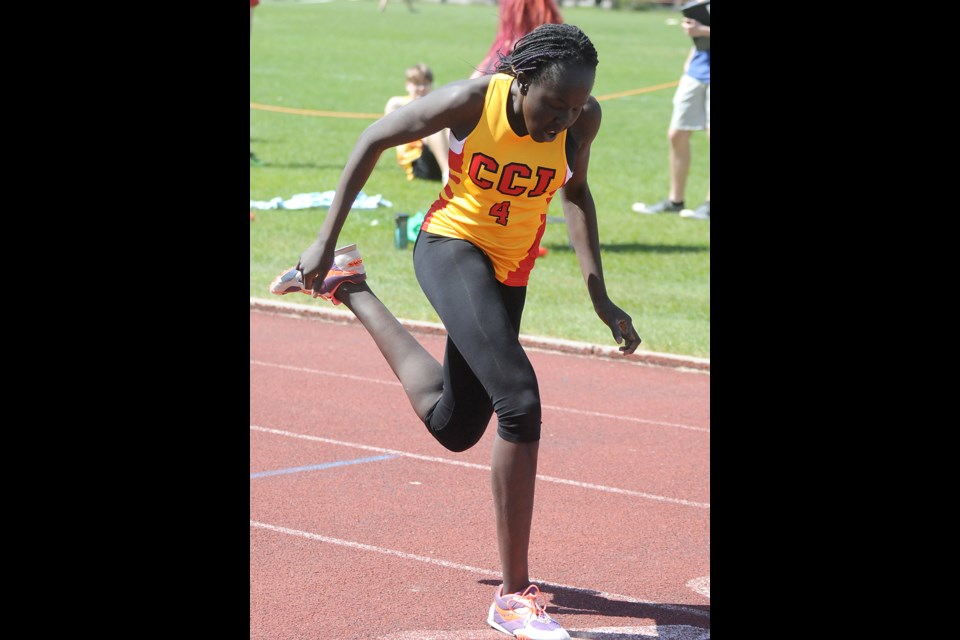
250 305 710 640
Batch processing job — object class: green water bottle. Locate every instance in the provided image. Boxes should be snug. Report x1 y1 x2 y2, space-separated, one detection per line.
394 213 410 249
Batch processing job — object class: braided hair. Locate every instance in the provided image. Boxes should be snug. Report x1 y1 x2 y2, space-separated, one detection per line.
494 23 598 86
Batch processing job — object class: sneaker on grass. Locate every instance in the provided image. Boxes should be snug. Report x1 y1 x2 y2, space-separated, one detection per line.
680 202 710 220
631 198 684 215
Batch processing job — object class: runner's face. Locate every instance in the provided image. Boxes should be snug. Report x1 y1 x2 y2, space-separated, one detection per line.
523 66 594 143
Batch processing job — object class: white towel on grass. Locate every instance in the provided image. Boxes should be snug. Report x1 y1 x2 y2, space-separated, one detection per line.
250 191 393 211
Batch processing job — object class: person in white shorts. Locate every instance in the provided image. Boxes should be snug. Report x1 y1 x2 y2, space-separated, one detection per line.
632 16 710 220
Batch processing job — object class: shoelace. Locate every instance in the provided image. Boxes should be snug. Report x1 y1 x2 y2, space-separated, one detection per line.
507 585 552 621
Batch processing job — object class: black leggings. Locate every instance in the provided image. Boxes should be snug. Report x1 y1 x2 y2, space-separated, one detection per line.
413 231 541 451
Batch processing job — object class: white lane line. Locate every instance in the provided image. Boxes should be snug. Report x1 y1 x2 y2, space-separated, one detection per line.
250 359 709 433
379 625 710 639
250 425 710 509
251 519 499 577
566 626 710 640
250 519 710 623
543 405 708 433
250 359 397 386
686 576 710 599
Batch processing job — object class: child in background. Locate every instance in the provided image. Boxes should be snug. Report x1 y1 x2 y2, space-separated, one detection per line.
384 64 449 184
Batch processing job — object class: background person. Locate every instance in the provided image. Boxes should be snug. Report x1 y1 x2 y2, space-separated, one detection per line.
384 64 449 184
632 16 710 219
378 0 416 13
470 0 564 79
250 0 262 167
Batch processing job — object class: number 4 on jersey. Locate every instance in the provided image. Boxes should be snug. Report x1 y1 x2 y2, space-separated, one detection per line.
488 201 511 226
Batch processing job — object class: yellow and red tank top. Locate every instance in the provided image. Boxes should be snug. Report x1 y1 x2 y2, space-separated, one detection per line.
421 73 571 286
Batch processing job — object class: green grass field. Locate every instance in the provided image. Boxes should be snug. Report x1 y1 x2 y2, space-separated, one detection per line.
250 0 710 358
